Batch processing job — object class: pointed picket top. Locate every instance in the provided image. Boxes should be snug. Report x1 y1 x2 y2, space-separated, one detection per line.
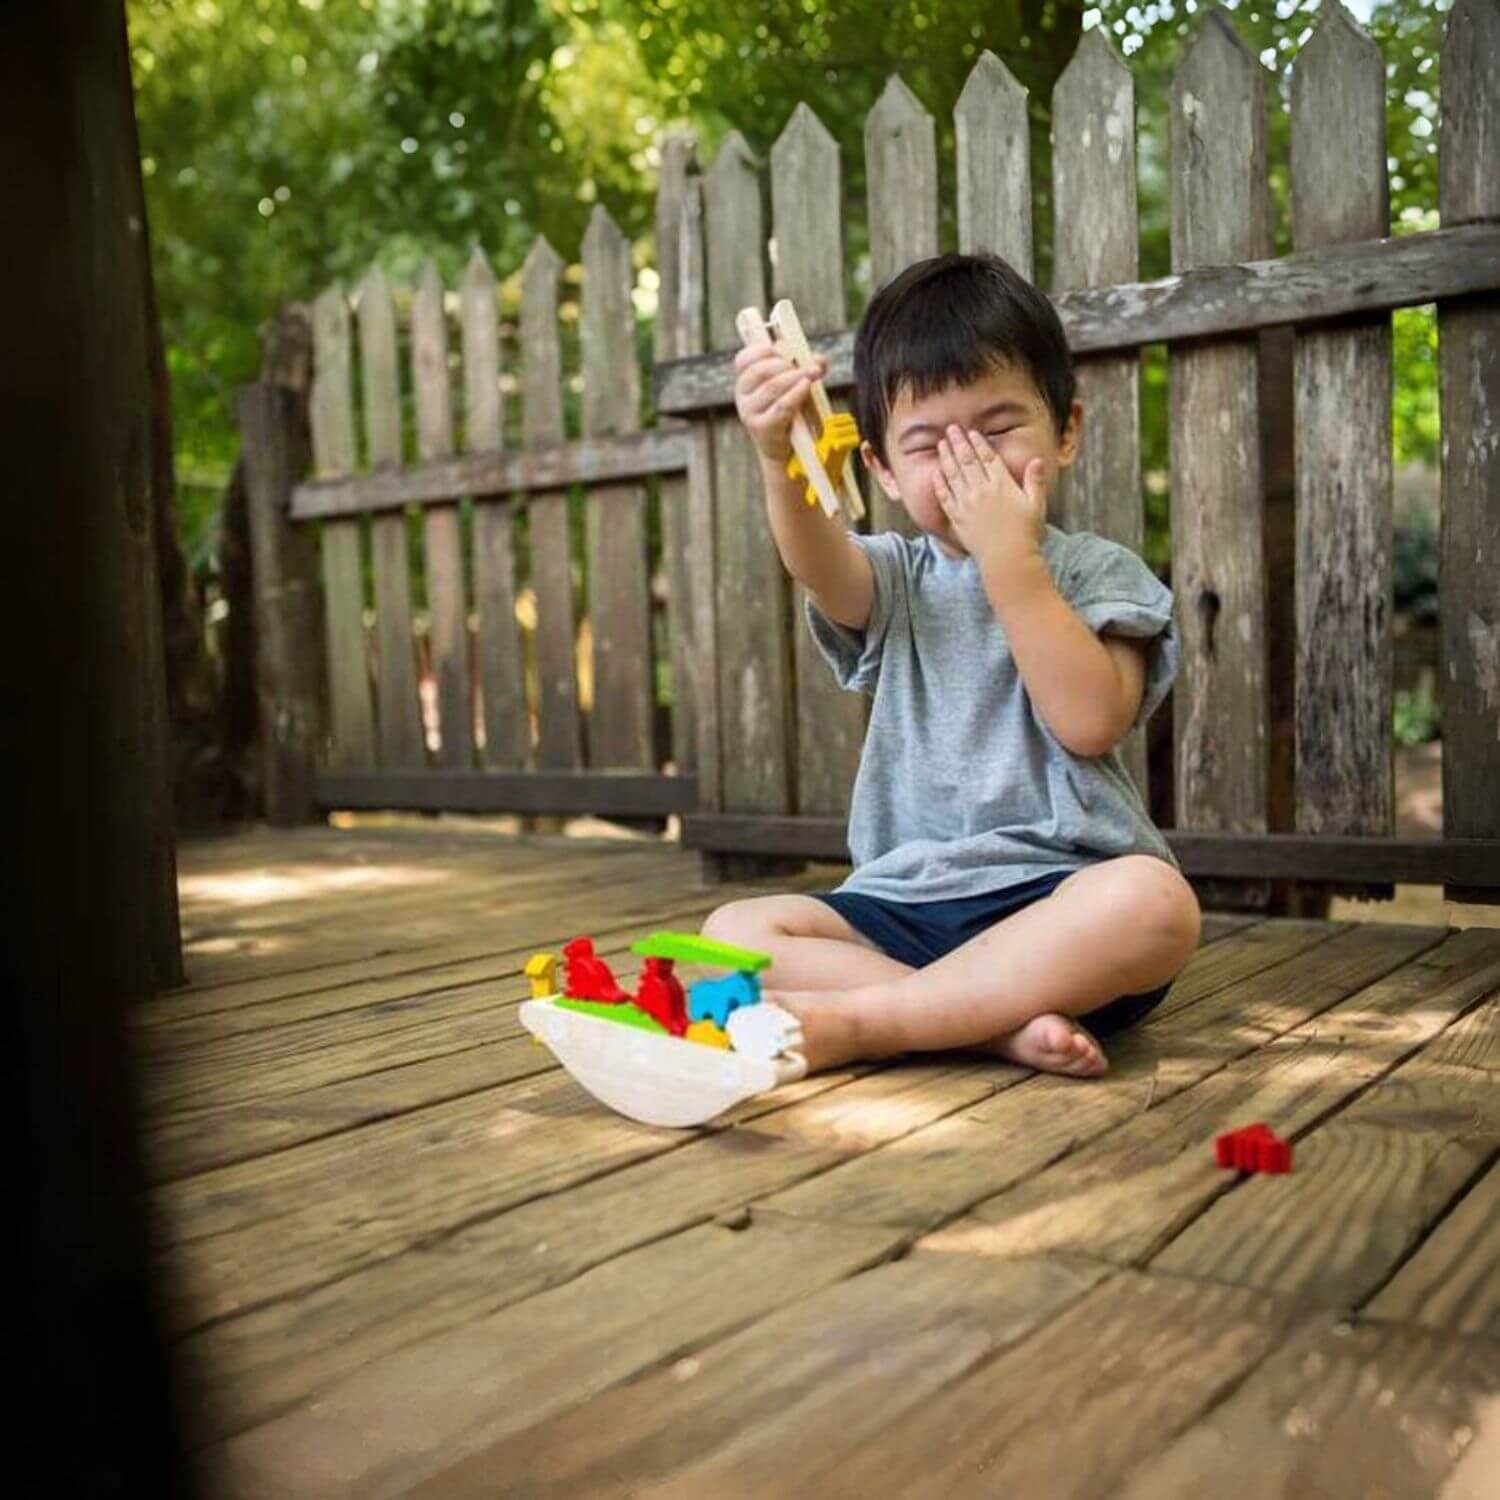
410 258 452 459
866 72 932 141
1290 0 1387 249
703 128 765 345
583 202 629 259
955 50 1031 269
459 248 501 453
1440 0 1500 223
655 131 700 361
1052 28 1136 293
355 260 401 466
310 282 355 475
1169 4 1265 269
522 233 564 286
773 100 839 167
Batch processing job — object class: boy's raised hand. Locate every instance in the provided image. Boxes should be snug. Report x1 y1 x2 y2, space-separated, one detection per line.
733 343 828 465
935 425 1047 573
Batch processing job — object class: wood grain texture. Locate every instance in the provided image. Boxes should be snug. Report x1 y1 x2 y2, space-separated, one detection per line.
954 49 1031 272
771 102 866 819
1439 0 1500 903
406 1252 1107 1498
705 132 795 821
217 1216 905 1498
653 132 702 776
308 285 376 768
520 237 583 770
460 248 528 770
581 206 654 769
1051 28 1149 797
1116 1317 1500 1500
1168 13 1267 837
863 74 936 537
1365 1155 1500 1337
1291 4 1393 837
654 223 1500 415
356 265 426 769
411 260 472 769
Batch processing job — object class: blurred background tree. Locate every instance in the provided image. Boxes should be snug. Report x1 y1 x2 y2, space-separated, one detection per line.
128 0 1449 813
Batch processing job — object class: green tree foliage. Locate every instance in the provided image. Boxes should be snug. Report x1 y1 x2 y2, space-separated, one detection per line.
130 0 1446 580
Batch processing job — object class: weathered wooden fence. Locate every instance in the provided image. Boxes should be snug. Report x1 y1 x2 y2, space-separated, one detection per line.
239 0 1500 902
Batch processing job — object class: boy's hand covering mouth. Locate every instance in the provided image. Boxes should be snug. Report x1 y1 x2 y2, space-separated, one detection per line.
934 425 1048 570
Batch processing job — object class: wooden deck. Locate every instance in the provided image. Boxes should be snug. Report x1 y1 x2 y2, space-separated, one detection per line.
146 824 1500 1497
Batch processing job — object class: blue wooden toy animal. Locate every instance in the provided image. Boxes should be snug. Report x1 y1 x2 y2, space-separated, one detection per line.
687 971 761 1029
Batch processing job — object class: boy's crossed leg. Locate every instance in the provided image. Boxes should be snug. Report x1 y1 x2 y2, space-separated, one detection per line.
700 856 1200 1077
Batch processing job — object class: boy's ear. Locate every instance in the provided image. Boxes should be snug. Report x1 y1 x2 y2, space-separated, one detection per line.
860 439 902 501
1055 399 1085 470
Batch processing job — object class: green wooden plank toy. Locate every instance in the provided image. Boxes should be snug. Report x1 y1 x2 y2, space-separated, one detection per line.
629 930 772 973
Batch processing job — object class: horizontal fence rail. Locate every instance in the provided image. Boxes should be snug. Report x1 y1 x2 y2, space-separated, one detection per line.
653 223 1500 415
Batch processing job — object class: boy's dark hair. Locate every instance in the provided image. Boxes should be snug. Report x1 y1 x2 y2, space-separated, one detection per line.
853 252 1076 464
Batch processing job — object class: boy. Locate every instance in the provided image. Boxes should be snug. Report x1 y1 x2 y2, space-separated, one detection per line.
702 252 1201 1078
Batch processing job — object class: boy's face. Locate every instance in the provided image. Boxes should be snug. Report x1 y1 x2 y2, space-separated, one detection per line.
862 362 1083 559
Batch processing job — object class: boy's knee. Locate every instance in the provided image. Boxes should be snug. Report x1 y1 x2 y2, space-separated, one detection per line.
701 898 774 947
1130 858 1200 962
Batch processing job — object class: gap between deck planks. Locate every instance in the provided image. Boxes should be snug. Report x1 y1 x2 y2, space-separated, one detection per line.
172 916 1476 1468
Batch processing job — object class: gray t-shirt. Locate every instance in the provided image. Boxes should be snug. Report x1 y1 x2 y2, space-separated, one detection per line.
805 522 1180 903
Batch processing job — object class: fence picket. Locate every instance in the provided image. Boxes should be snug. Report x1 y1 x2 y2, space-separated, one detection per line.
1290 4 1392 837
864 75 938 537
309 285 376 769
356 263 426 768
412 260 472 768
955 50 1032 274
1051 27 1148 798
521 236 583 771
771 101 866 820
705 131 795 827
462 248 527 771
654 132 703 778
1437 0 1500 900
581 206 654 770
1168 14 1268 843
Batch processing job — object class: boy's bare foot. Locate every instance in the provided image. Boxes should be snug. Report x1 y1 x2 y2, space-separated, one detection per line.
759 990 870 1073
987 1013 1107 1077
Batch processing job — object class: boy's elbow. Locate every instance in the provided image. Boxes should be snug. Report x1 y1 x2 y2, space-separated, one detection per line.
1061 723 1122 759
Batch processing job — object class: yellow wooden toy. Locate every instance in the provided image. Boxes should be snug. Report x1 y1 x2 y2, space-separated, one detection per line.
685 1019 731 1050
524 952 558 999
735 298 866 524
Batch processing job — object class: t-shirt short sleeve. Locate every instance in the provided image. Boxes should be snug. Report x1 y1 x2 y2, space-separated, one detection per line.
1058 531 1180 728
803 530 909 695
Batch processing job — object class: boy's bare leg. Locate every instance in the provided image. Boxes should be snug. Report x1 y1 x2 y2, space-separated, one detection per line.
762 857 1200 1075
700 895 915 992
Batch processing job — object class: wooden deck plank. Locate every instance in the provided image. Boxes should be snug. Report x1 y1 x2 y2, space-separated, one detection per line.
642 1271 1298 1500
174 1060 1010 1441
1114 1317 1500 1499
1153 987 1500 1305
754 920 1423 1233
920 927 1489 1269
401 1250 1111 1498
1365 1156 1500 1337
211 1215 906 1498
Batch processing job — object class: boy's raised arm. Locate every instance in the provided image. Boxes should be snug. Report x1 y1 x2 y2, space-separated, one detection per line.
734 342 873 631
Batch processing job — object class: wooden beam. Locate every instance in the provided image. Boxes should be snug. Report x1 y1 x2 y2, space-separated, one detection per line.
290 428 690 520
677 815 1500 889
316 770 698 819
655 223 1500 415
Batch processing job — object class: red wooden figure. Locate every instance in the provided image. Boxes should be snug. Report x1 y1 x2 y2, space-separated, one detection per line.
631 956 689 1036
562 936 630 1004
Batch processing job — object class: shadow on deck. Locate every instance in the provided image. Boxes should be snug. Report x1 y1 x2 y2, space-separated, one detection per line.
145 823 1500 1497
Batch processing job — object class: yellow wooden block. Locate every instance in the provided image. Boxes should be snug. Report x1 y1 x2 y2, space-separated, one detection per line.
685 1019 731 1050
525 951 558 999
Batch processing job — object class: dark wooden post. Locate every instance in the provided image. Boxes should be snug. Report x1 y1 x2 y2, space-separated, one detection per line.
235 380 327 824
5 1 196 1490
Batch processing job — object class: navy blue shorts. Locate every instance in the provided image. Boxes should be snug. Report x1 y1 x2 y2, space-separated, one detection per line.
813 869 1171 1038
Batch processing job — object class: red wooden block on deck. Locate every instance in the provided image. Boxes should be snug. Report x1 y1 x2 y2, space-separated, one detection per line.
1214 1122 1293 1174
